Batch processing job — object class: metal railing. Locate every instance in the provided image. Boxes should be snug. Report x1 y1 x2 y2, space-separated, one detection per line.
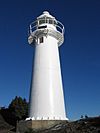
28 18 65 36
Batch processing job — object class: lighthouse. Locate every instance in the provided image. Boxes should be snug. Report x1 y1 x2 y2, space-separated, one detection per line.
28 11 67 120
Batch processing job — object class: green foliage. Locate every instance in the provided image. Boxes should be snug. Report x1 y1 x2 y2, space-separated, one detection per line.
0 96 28 126
9 96 28 121
25 128 34 133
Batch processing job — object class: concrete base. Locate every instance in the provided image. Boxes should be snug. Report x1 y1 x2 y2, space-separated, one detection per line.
16 120 67 133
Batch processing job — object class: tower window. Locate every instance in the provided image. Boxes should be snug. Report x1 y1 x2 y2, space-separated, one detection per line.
39 37 43 43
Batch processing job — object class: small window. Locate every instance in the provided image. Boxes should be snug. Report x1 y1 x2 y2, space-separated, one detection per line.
39 37 43 43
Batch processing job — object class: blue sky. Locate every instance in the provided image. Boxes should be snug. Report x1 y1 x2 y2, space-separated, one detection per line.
0 0 100 120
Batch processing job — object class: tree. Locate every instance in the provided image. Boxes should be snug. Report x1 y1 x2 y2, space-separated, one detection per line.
25 128 34 133
8 96 28 121
85 115 88 119
0 96 28 126
81 115 83 119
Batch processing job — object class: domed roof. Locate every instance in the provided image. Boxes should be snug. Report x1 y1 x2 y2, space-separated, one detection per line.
37 11 55 19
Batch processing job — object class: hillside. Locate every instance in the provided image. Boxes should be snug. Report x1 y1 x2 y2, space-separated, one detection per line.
0 113 14 133
0 114 100 133
25 116 100 133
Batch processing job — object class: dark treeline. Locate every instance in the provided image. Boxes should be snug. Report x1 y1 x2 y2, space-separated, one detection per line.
0 96 28 126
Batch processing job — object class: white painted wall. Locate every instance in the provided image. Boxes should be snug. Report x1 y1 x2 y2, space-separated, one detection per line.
27 11 68 121
29 35 67 120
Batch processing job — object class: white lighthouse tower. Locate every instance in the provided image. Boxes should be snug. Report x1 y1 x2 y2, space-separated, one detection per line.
28 11 67 120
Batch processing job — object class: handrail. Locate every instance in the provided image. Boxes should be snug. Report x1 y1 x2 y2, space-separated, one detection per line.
28 18 64 36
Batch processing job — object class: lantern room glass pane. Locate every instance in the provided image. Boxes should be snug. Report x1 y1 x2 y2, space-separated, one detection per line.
49 19 53 24
39 19 45 25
